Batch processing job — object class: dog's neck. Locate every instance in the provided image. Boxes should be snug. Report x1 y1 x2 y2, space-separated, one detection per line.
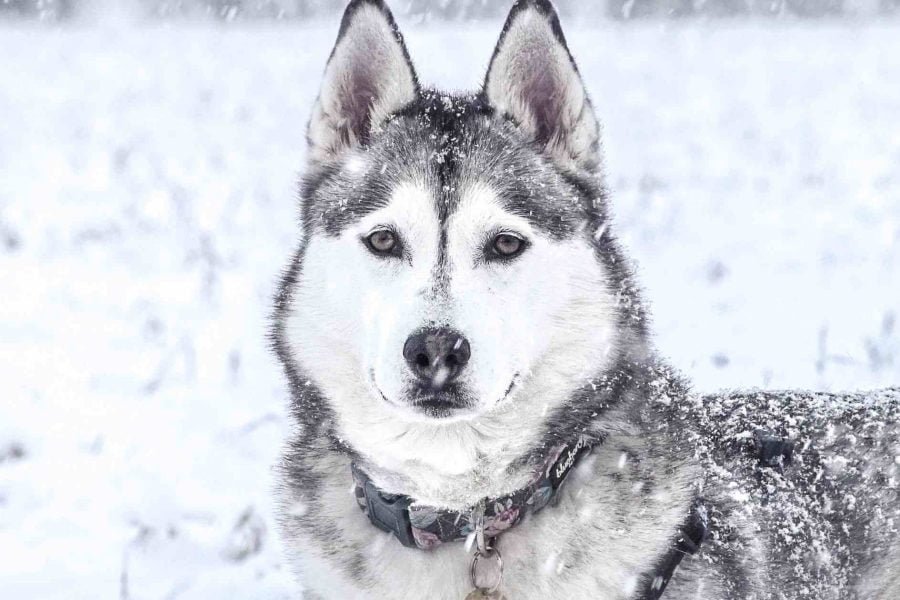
344 424 559 510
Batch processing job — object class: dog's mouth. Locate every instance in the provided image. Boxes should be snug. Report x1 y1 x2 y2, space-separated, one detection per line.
410 390 469 418
369 371 520 420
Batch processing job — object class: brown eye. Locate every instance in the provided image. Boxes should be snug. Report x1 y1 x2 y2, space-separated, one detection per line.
491 233 527 259
365 229 399 256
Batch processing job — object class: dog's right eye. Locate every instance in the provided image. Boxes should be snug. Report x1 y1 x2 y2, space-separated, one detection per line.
363 229 400 257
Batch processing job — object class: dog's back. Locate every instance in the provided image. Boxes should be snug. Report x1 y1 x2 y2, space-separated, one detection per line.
661 388 900 599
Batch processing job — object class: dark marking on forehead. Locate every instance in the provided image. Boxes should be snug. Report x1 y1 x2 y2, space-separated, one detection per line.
299 89 600 244
410 92 483 295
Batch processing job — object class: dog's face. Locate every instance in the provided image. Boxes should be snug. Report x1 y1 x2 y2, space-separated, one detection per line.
282 0 628 472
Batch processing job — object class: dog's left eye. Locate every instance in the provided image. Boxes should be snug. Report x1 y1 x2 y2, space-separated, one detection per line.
489 233 527 260
363 228 401 257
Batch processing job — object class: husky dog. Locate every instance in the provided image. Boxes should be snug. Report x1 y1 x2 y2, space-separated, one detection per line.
271 0 900 598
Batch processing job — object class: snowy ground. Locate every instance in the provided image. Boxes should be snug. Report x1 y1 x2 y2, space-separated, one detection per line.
1 18 899 599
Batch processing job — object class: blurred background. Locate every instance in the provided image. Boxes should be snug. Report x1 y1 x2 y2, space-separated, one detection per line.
4 0 900 20
1 1 898 599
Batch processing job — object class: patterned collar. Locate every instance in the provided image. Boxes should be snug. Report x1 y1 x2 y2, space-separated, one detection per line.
350 436 594 550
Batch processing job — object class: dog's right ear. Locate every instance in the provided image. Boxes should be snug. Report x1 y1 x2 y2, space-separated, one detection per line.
306 0 419 164
484 0 600 171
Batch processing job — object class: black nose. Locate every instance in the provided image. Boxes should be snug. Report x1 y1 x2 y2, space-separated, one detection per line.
403 328 471 390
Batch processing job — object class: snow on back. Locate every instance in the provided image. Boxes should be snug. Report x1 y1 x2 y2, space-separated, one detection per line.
663 386 900 597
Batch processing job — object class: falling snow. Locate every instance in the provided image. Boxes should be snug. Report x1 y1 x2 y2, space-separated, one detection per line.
1 17 899 600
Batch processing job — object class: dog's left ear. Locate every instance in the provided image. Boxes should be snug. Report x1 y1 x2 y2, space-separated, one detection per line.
484 0 600 170
307 0 419 164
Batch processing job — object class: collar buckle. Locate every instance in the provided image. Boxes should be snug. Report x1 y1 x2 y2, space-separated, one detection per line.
352 464 417 548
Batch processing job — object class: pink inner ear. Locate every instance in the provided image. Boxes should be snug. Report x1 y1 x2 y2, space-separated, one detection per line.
338 67 379 146
522 69 564 146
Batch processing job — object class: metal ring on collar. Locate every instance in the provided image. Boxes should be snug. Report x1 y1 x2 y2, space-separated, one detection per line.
470 545 503 594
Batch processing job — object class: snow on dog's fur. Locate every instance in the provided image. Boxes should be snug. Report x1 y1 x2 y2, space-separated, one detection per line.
271 1 900 598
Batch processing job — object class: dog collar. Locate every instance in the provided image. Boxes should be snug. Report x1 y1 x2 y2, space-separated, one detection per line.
350 436 593 550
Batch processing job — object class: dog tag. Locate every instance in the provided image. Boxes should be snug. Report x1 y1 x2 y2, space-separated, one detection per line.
465 590 507 600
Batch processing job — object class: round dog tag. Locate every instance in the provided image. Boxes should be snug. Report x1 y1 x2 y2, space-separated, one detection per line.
467 544 505 600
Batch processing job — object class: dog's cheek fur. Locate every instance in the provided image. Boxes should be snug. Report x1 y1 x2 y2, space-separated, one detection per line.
447 182 619 420
285 185 439 436
453 239 618 415
286 234 371 408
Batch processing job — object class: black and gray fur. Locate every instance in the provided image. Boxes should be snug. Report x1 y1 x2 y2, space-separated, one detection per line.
271 1 900 598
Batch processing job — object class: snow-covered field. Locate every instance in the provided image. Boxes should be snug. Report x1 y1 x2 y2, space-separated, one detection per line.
1 18 899 599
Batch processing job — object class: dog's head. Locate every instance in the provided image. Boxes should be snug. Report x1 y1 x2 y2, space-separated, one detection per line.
278 0 645 474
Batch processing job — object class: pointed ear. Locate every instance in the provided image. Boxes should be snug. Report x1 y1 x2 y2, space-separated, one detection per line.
307 0 419 164
483 0 600 170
